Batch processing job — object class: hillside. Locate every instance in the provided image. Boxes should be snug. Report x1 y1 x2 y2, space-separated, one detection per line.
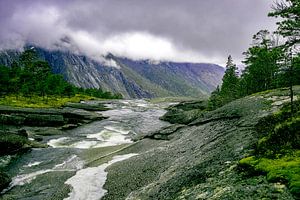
0 48 224 98
100 87 300 199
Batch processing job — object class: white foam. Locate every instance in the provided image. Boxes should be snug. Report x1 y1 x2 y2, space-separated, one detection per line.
54 155 84 170
4 169 53 192
86 128 132 148
136 103 148 107
104 126 130 135
24 161 42 168
70 141 98 149
2 155 84 194
47 137 71 148
86 130 108 141
48 123 132 150
64 153 138 200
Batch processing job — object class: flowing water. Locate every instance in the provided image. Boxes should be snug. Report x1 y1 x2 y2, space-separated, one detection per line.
0 100 171 200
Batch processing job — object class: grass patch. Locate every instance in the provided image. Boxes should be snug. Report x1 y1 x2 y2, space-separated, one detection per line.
239 151 300 197
0 94 98 108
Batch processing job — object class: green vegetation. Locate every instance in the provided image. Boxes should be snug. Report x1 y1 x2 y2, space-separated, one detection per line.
208 2 300 193
0 94 95 108
209 0 300 110
208 56 239 109
239 152 300 197
238 99 300 197
0 48 122 108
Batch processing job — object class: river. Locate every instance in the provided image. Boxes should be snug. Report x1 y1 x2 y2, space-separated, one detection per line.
0 99 171 200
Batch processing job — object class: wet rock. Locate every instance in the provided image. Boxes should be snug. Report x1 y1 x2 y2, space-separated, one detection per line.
0 105 107 127
160 100 208 124
16 129 28 138
27 127 64 136
145 124 186 140
64 102 110 111
33 136 43 142
61 124 79 130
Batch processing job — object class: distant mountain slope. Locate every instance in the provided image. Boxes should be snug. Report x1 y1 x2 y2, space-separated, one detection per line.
0 47 224 98
115 56 224 97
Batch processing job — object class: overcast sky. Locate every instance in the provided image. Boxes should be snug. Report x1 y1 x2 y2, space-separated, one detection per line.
0 0 277 66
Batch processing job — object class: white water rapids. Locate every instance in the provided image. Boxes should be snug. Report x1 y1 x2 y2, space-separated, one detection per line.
0 99 171 199
64 153 138 200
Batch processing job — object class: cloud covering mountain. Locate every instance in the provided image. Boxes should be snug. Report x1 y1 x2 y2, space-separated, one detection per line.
0 0 276 65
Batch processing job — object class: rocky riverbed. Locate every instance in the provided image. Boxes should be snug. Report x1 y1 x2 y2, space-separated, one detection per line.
0 88 299 199
0 99 171 199
0 101 109 191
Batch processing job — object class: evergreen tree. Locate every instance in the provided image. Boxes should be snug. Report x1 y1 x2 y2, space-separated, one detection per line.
9 61 21 96
0 65 10 96
269 0 300 115
32 61 51 97
241 30 283 95
269 0 300 48
208 86 222 110
220 55 240 104
0 49 122 100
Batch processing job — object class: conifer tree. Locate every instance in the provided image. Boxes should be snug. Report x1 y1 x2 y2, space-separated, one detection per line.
269 0 300 115
269 0 300 48
220 55 240 104
241 30 283 95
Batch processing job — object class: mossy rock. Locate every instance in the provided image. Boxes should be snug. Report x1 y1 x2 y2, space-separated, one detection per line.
239 152 300 198
0 132 29 155
256 116 300 156
160 109 205 124
0 171 11 191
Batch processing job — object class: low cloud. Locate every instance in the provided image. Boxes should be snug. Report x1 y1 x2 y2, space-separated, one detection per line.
0 0 277 66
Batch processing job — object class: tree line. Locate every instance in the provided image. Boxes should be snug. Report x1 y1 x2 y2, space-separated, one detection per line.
0 49 122 99
209 0 300 110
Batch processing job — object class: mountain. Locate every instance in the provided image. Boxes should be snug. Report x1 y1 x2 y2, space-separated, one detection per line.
0 47 224 98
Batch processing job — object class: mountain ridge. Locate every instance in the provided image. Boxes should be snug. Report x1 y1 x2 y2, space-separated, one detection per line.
0 47 224 98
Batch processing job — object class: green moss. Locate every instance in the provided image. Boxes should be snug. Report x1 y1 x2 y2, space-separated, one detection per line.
0 94 97 108
239 151 300 197
0 133 29 155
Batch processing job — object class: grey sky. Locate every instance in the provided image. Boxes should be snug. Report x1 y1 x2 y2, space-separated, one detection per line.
0 0 277 65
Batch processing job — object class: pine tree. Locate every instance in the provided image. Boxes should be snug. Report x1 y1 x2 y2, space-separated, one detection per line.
269 0 300 115
0 65 10 96
220 55 240 104
241 30 283 95
208 86 222 110
269 0 300 48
